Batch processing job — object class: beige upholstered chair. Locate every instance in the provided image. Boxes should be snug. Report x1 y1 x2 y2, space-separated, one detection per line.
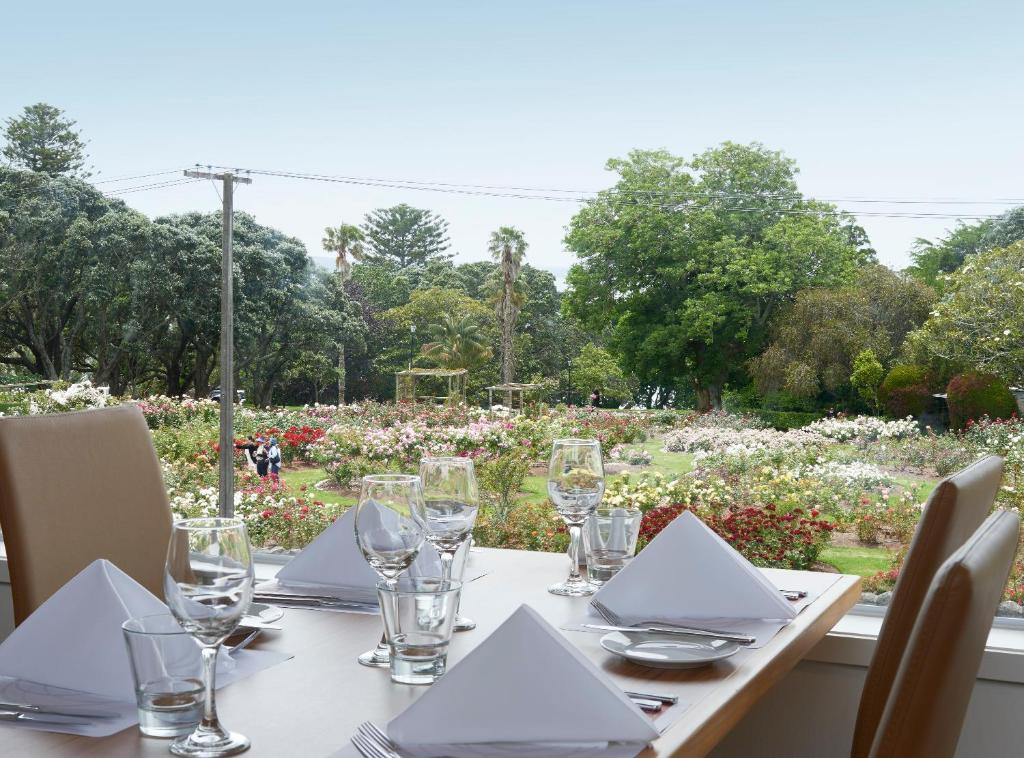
0 405 172 624
869 509 1020 757
852 455 1004 757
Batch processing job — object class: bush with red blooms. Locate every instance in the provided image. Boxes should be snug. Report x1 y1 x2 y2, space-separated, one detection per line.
639 503 834 570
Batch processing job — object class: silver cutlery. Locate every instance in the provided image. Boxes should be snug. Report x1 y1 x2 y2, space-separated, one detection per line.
352 730 389 758
228 628 261 657
355 721 403 758
590 599 756 645
584 623 756 645
253 593 375 611
0 701 119 720
628 696 663 712
624 690 679 705
0 709 93 726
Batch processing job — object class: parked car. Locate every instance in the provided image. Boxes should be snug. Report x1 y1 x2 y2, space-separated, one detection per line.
208 387 246 404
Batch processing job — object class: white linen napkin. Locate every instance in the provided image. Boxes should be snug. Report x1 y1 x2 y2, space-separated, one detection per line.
589 510 797 645
386 604 658 757
0 559 291 737
270 507 444 603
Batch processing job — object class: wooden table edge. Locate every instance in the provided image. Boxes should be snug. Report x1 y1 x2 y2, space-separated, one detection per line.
650 574 863 757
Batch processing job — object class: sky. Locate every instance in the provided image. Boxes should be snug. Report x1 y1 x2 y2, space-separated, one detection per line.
3 1 1023 283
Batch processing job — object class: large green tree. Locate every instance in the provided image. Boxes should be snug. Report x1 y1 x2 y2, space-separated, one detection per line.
361 204 450 268
564 144 872 411
749 264 934 402
322 223 366 403
905 241 1024 386
2 103 89 177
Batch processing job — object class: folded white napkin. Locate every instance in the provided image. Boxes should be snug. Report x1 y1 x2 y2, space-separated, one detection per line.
273 507 443 603
591 511 796 644
0 559 166 702
387 604 658 756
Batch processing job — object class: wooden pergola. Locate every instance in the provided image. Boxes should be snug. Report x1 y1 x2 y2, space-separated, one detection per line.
486 382 543 413
395 368 468 405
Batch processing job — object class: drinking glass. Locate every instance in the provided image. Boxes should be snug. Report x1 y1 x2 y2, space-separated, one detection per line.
547 439 605 596
354 474 426 667
419 456 479 631
377 577 461 684
123 614 204 738
583 506 642 585
164 518 254 757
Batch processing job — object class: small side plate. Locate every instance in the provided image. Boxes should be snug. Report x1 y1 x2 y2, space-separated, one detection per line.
600 631 740 669
242 601 284 626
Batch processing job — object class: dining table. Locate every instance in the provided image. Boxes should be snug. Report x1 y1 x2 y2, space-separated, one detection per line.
1 547 860 758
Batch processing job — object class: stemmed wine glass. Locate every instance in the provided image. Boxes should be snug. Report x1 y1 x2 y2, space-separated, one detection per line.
419 456 479 632
354 474 426 667
164 518 254 757
547 438 605 597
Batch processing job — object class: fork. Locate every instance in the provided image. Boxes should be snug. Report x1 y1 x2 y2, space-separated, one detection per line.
352 730 391 758
357 721 403 758
591 598 756 644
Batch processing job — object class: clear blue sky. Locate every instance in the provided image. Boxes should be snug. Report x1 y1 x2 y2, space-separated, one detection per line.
3 1 1022 280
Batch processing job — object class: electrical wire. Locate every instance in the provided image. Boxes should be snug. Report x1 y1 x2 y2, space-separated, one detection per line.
90 169 186 185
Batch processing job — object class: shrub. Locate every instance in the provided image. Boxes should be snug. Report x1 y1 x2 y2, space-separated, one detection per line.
476 450 531 525
879 365 931 418
946 372 1018 431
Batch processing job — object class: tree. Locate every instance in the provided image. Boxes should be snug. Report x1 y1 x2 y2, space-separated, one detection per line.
322 223 366 403
361 204 450 268
2 103 89 177
850 349 885 412
488 226 527 384
749 265 934 402
571 343 631 406
564 144 871 411
422 312 493 370
905 242 1024 386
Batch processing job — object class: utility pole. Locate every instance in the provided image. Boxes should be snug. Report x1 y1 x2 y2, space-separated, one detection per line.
183 168 252 517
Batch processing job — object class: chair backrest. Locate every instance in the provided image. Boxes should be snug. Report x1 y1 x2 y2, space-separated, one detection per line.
869 509 1020 757
0 405 172 624
852 455 1004 757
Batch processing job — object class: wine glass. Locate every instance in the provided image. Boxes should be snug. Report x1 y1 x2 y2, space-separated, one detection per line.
547 438 605 597
354 474 426 667
164 518 254 757
419 456 479 631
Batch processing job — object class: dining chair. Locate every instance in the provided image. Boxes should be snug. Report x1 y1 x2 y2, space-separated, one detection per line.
0 404 173 624
868 508 1020 757
851 455 1004 758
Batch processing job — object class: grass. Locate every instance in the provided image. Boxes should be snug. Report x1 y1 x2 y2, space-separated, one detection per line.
820 545 896 577
521 438 695 504
282 466 356 508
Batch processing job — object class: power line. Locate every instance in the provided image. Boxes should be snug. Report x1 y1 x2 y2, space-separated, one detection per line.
90 169 186 185
206 164 1024 207
197 165 1007 220
104 178 203 196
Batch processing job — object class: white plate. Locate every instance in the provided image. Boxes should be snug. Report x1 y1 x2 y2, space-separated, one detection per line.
242 601 284 626
600 631 740 669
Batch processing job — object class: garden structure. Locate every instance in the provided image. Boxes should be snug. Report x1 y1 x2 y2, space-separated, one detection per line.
486 382 544 413
394 368 468 405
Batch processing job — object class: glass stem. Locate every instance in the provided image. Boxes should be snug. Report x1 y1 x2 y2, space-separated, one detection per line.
439 549 455 584
567 523 583 584
200 645 221 731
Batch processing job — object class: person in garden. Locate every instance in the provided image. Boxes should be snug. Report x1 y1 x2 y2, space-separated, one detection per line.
234 435 259 470
268 436 282 478
590 388 602 407
255 436 270 477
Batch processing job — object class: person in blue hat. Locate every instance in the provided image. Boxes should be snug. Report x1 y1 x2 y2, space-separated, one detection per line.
268 436 282 477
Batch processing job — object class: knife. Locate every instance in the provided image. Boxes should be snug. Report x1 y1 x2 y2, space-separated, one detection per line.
583 623 756 645
0 709 94 726
0 702 119 720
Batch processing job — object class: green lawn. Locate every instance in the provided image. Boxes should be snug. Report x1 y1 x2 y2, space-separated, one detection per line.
522 438 694 504
820 545 896 577
283 467 356 508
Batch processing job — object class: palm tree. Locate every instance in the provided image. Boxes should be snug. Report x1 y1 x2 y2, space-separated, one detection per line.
322 224 365 403
422 313 493 369
488 226 527 384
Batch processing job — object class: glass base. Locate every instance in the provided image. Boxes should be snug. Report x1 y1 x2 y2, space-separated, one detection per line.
170 728 250 757
548 579 598 597
453 615 476 632
357 646 390 667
